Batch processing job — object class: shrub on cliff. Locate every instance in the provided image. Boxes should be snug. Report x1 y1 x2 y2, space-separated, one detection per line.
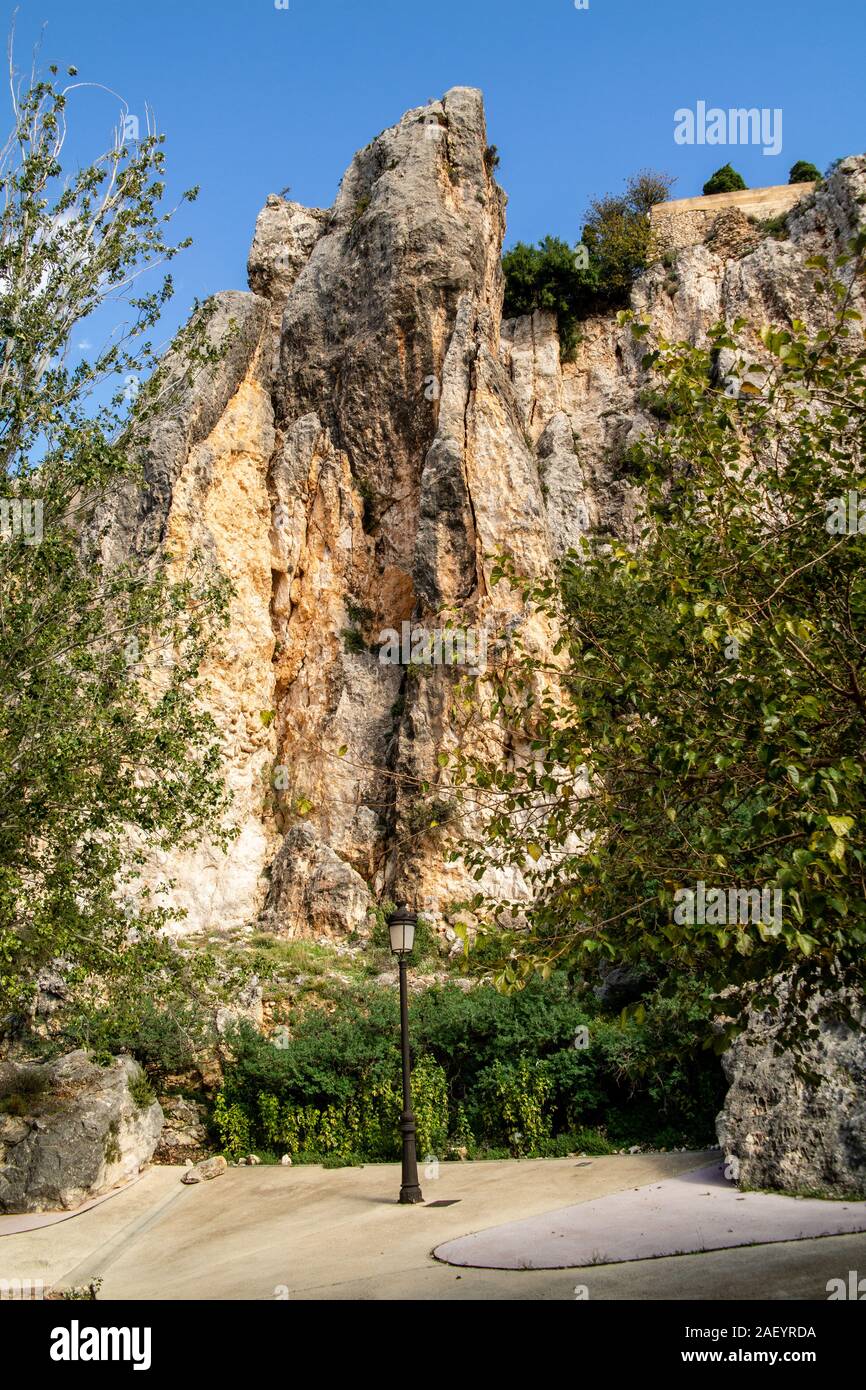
581 169 675 303
502 236 595 359
502 170 674 357
789 160 822 185
703 164 747 195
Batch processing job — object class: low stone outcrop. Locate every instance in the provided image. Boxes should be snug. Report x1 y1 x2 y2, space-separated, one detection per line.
716 992 866 1198
0 1052 163 1214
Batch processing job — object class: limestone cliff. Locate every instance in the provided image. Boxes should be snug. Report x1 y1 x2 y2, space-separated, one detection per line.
119 90 866 943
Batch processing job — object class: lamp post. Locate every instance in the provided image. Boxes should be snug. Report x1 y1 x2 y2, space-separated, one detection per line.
387 904 423 1205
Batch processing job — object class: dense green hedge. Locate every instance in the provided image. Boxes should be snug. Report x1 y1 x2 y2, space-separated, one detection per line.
213 977 724 1164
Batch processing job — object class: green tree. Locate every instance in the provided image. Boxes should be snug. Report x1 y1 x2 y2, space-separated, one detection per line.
789 161 822 185
703 164 747 195
459 237 866 1046
0 65 233 1020
502 236 595 360
502 170 674 358
581 169 675 303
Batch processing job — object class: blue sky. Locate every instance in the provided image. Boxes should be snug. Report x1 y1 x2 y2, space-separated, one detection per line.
9 0 865 343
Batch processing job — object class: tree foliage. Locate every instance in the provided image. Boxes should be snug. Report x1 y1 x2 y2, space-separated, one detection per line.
789 161 822 185
703 164 747 195
459 237 866 1046
0 65 233 1019
581 169 675 303
502 235 592 359
502 170 674 359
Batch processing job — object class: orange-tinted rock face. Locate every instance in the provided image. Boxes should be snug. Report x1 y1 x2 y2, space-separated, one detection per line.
118 103 866 941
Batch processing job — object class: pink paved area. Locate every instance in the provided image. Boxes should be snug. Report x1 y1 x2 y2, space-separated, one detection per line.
433 1161 866 1270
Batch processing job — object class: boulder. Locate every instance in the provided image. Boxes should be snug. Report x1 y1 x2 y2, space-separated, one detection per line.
593 961 649 1009
261 823 373 938
717 990 866 1198
181 1155 227 1185
0 1051 163 1214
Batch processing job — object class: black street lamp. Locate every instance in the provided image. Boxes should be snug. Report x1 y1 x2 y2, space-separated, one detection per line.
387 904 423 1205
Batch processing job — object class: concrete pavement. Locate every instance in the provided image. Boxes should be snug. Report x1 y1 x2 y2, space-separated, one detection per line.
434 1161 866 1269
1 1152 863 1301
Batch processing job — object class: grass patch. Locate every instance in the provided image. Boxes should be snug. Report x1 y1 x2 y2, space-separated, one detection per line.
247 936 335 977
0 1066 48 1115
128 1073 157 1110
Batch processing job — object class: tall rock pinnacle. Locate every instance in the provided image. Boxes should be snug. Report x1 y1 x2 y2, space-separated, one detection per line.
115 94 866 944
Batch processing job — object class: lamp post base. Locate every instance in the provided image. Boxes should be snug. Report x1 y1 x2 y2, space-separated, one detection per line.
399 1114 423 1204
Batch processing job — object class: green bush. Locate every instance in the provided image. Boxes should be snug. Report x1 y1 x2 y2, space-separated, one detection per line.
756 212 790 240
59 999 203 1076
502 236 592 360
213 975 724 1162
581 170 675 304
128 1074 157 1110
788 161 822 185
0 1066 49 1116
502 171 674 358
341 627 368 655
215 1050 449 1164
702 164 747 195
473 1055 553 1154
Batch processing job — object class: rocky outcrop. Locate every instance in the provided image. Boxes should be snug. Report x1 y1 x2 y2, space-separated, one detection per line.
650 181 815 254
717 993 866 1198
120 87 551 939
260 823 374 940
153 1096 209 1164
0 1052 163 1213
502 157 866 564
111 93 865 945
